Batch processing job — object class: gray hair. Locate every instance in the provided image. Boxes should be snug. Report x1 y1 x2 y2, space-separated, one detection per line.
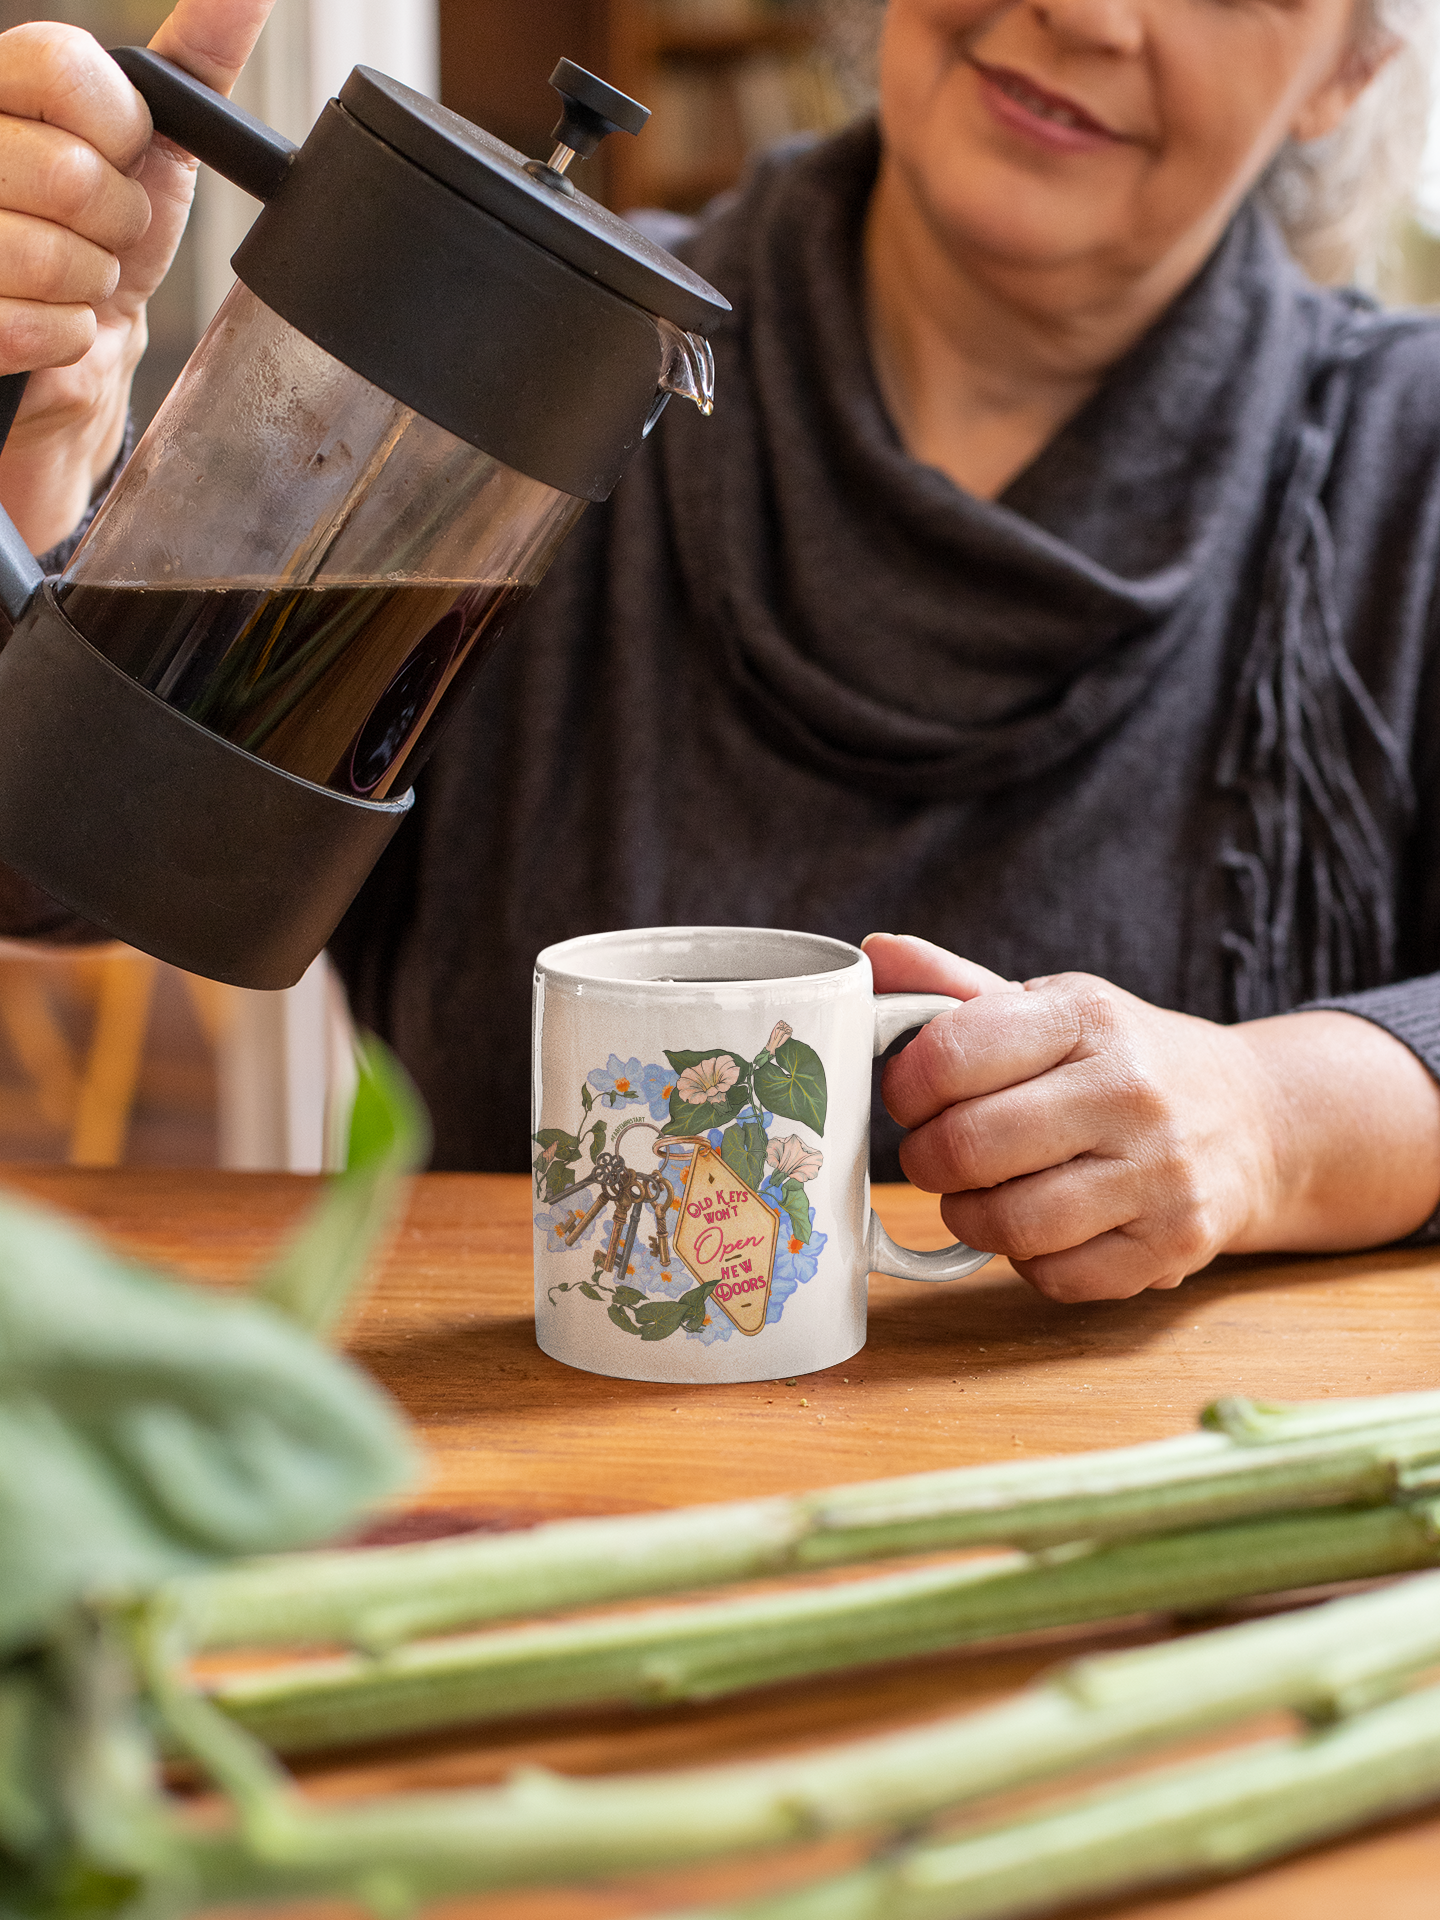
825 1 1436 289
1258 0 1437 285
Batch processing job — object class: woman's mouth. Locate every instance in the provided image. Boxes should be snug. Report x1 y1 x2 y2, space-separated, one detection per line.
969 60 1124 154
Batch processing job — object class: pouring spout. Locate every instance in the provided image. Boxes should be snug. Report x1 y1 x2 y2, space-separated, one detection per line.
656 317 716 417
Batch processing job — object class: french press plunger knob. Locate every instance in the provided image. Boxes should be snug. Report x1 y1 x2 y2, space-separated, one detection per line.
528 60 650 193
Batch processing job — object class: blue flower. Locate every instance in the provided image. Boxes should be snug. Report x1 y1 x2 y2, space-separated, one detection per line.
760 1174 827 1325
640 1061 677 1120
587 1055 644 1107
534 1198 600 1255
686 1293 736 1344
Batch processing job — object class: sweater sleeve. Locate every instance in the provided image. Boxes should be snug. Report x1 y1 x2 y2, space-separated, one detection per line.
1300 971 1440 1244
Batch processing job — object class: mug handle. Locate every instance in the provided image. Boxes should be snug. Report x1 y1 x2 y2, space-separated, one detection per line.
866 993 993 1283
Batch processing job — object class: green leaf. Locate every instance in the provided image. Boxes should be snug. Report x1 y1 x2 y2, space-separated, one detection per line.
660 1076 752 1139
721 1119 767 1194
610 1286 647 1307
581 1083 594 1113
0 1186 415 1659
254 1036 430 1342
679 1281 720 1331
589 1121 607 1161
633 1299 690 1341
607 1304 641 1337
543 1160 576 1204
754 1038 828 1137
780 1178 812 1247
533 1128 582 1160
579 1283 602 1301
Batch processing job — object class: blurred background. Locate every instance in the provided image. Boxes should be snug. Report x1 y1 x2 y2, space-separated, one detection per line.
1 0 1438 1172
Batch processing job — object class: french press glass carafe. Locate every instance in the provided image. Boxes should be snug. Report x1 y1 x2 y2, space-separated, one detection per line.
0 51 727 989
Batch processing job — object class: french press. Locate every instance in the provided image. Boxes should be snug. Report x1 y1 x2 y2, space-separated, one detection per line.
0 49 727 989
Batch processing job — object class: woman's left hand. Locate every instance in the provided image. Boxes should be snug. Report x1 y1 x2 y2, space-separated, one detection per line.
864 933 1440 1302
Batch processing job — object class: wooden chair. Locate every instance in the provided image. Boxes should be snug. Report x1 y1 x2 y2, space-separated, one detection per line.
0 942 240 1167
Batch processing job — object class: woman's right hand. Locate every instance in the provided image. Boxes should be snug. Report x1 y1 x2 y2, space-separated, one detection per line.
0 1 276 556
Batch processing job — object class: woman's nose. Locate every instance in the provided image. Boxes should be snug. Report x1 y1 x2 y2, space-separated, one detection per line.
1027 0 1146 59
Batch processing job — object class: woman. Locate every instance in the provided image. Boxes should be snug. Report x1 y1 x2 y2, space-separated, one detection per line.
1 0 1438 1301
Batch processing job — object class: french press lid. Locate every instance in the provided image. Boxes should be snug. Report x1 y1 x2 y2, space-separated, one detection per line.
109 49 731 502
340 65 723 333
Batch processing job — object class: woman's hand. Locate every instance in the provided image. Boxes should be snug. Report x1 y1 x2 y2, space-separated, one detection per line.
865 932 1440 1302
0 2 276 554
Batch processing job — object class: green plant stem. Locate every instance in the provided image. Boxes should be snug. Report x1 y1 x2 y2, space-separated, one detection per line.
651 1678 1440 1920
206 1499 1440 1754
168 1391 1440 1653
147 1570 1440 1909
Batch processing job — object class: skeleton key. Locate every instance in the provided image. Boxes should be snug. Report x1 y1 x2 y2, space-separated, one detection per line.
550 1149 622 1207
645 1173 674 1275
607 1171 650 1276
556 1152 625 1245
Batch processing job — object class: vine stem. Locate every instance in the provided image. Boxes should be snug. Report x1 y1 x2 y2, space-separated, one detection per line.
203 1499 1440 1754
156 1570 1440 1907
650 1680 1440 1920
167 1391 1440 1653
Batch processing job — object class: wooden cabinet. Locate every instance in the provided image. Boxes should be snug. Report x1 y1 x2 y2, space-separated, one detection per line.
440 0 865 212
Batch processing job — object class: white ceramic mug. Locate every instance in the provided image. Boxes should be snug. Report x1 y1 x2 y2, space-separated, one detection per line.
531 926 992 1384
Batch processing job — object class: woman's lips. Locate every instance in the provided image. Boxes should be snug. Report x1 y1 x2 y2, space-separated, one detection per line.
970 59 1125 155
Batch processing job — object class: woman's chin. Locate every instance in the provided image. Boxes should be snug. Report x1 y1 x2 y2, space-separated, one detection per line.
920 191 1118 278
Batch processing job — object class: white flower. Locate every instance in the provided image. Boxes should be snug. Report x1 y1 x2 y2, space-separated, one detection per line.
676 1054 739 1107
766 1021 793 1054
767 1133 823 1183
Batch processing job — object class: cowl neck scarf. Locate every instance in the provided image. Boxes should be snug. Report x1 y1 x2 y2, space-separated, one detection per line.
660 121 1418 1014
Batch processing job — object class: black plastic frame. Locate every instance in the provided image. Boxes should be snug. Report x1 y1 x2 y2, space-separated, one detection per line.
233 102 663 501
0 589 412 989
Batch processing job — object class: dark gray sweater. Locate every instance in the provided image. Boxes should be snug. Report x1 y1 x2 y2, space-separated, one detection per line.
13 124 1440 1208
331 125 1440 1196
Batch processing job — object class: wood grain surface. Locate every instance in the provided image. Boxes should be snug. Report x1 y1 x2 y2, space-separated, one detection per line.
6 1165 1439 1919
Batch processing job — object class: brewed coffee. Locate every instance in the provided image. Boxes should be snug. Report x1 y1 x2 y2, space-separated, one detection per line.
57 578 529 798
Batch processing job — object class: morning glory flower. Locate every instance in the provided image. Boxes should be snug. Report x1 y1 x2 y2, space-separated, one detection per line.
676 1054 739 1106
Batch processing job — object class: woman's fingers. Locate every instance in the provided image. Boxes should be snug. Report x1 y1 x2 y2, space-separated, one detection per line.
150 0 279 97
863 931 1023 1001
0 295 96 376
0 111 152 255
0 209 123 307
996 1226 1198 1304
896 1063 1100 1192
0 23 152 169
883 972 1115 1130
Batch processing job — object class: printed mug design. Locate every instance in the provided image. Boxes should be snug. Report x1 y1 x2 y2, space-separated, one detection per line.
534 1021 829 1346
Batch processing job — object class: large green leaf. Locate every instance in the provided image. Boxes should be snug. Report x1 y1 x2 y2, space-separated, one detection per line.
721 1120 767 1194
754 1038 828 1137
0 1034 424 1661
0 1191 415 1661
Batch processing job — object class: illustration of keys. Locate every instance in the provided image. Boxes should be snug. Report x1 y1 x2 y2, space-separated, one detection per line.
645 1172 674 1275
555 1153 626 1246
606 1169 651 1276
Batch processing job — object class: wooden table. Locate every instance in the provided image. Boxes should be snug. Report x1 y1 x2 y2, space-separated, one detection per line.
7 1166 1440 1919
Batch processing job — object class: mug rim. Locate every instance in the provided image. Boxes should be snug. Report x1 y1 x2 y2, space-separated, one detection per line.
535 924 866 992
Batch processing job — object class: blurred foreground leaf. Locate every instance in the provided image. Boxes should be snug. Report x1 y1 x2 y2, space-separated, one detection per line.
0 1037 423 1661
253 1035 430 1341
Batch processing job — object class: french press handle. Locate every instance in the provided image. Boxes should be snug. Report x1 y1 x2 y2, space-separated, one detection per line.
0 48 299 625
